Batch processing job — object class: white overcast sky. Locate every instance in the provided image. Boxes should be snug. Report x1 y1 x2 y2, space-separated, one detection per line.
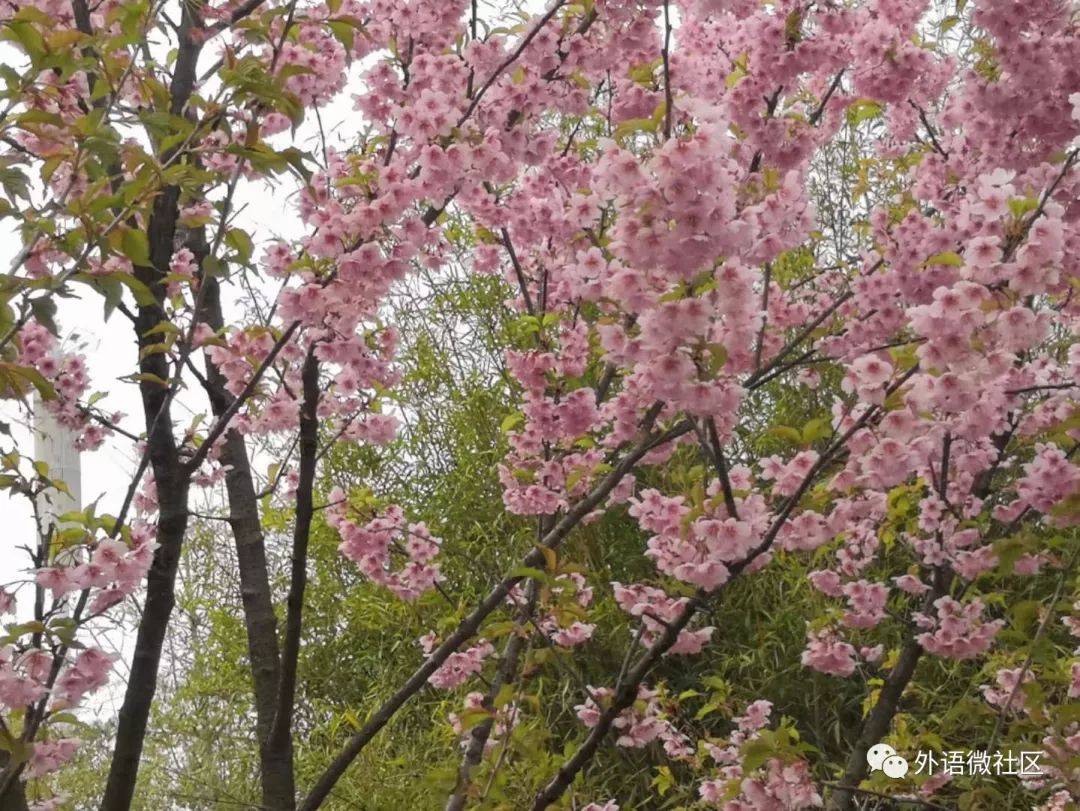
0 0 550 719
0 25 365 714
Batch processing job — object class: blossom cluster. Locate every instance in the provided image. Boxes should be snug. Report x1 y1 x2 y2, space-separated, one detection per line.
700 700 822 810
330 500 443 602
575 684 691 757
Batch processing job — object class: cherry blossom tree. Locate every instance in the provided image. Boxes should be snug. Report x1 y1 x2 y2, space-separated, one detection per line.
1 0 1080 809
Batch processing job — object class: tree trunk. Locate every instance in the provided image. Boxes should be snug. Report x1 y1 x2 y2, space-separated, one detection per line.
99 13 203 804
265 351 321 810
200 271 293 809
825 638 924 811
0 754 28 811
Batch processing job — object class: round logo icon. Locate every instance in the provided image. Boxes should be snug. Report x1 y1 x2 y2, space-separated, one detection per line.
882 754 910 779
866 743 897 772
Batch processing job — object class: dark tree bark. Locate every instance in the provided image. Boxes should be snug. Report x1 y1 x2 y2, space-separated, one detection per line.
0 755 27 811
826 638 925 811
99 197 193 811
264 349 321 811
200 270 292 809
446 580 539 811
99 10 203 810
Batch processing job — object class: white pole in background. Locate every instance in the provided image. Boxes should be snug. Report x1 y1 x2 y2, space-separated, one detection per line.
33 395 82 537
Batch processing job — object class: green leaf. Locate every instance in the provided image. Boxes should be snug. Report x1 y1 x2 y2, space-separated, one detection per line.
768 425 803 445
4 620 45 637
508 566 555 584
846 99 884 127
0 362 56 401
536 544 557 572
0 302 12 340
276 64 317 82
726 61 747 89
500 412 524 433
128 372 169 387
54 526 88 548
203 255 226 279
1010 599 1041 634
343 708 362 730
740 738 773 772
454 707 492 732
939 15 961 32
652 765 673 797
279 147 313 182
0 166 31 202
784 9 803 44
802 417 831 444
327 19 356 51
627 58 661 86
29 296 58 336
47 711 90 728
2 20 46 63
1051 703 1080 724
493 683 515 709
0 732 31 765
565 468 584 492
705 343 728 377
225 228 254 264
1008 196 1039 218
993 534 1031 575
483 620 516 639
139 341 172 360
923 251 964 268
142 321 180 339
613 116 659 142
120 228 151 266
93 275 123 322
116 273 157 307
